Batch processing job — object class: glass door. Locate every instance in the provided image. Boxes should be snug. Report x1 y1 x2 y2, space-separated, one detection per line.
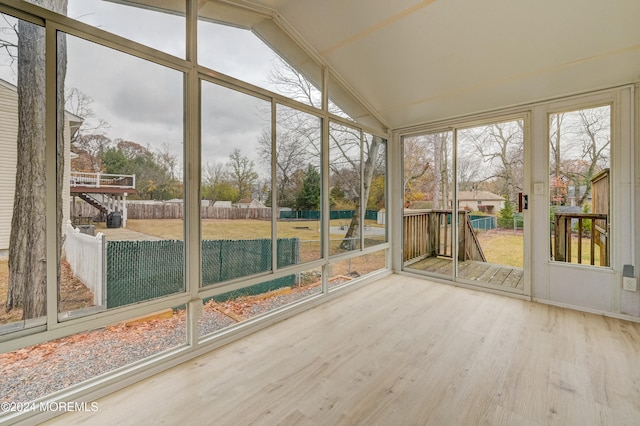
455 119 525 293
403 131 454 278
402 118 527 294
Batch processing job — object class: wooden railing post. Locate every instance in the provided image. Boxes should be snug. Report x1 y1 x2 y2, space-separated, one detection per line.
553 212 607 266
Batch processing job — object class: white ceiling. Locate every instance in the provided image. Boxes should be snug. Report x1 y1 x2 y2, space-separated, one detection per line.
243 0 640 130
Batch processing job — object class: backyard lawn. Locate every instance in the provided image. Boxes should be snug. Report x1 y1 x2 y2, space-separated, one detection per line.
476 229 524 268
122 218 382 241
477 228 602 267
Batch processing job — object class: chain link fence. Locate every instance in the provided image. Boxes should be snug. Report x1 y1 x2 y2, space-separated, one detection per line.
106 238 299 308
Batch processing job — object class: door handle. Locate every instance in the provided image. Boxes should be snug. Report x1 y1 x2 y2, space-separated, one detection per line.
518 193 528 212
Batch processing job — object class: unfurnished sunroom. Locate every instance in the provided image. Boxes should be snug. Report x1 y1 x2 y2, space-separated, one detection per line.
0 0 639 424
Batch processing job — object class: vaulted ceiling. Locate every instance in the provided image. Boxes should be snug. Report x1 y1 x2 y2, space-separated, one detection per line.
246 0 640 129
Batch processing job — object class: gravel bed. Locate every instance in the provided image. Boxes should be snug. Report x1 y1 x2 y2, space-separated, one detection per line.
0 285 323 405
245 286 322 317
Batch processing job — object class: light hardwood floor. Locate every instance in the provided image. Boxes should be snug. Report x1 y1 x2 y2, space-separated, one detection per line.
47 275 640 425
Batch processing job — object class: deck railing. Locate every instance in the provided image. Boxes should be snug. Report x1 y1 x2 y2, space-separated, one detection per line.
71 172 136 190
553 212 608 266
403 209 486 263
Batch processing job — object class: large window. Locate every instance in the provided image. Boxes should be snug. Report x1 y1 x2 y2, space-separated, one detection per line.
1 313 186 404
198 17 322 108
0 2 388 421
364 134 387 248
60 35 185 317
0 14 47 331
403 118 526 293
403 131 454 277
329 121 362 255
200 80 272 287
549 105 611 267
69 0 186 57
275 104 323 264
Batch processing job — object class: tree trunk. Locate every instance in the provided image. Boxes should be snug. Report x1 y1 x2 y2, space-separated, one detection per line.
340 136 382 250
7 0 67 319
433 135 441 208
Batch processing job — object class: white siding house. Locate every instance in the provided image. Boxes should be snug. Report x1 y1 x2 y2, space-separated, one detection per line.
234 198 266 209
0 79 18 253
0 78 81 252
457 191 506 214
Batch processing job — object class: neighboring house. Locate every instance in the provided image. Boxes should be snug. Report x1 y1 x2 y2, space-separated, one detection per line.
408 192 505 213
0 78 82 252
456 191 505 213
234 198 266 209
212 200 232 209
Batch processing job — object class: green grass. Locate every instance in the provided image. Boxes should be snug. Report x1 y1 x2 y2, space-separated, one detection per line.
123 218 379 263
125 218 326 240
551 236 604 266
477 231 604 268
476 230 524 268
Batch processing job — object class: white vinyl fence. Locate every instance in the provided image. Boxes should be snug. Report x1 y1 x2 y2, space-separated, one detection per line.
64 221 105 306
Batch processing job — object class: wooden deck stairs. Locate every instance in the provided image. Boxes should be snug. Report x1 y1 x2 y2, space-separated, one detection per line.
78 193 110 215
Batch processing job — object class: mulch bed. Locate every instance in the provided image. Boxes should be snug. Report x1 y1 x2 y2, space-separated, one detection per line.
0 260 95 324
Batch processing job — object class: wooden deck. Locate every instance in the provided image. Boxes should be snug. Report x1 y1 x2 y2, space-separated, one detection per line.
406 256 524 290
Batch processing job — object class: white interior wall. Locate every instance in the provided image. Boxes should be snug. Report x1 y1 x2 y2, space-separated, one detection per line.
531 87 636 318
624 84 640 316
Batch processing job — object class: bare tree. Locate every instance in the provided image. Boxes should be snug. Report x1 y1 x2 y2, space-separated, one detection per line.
258 128 309 208
549 106 610 207
462 120 524 202
65 87 109 142
339 135 383 250
549 113 566 205
158 142 179 180
266 56 385 250
203 161 226 188
574 107 610 205
228 148 259 200
0 13 18 80
266 58 321 107
403 136 433 206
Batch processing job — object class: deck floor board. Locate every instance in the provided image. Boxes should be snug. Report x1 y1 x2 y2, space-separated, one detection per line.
406 257 524 290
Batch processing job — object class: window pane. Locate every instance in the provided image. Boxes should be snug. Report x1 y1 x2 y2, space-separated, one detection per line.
201 81 272 287
364 135 387 248
329 122 361 256
456 120 525 290
549 106 611 267
68 0 186 58
198 266 322 338
275 104 322 264
61 34 185 316
328 250 387 290
198 19 321 107
0 15 47 331
402 131 454 277
1 313 185 404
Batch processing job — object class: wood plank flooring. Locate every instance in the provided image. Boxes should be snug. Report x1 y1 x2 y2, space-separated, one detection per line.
47 275 640 426
407 257 524 290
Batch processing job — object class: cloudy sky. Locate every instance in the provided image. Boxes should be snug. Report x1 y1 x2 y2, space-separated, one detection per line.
1 0 285 178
